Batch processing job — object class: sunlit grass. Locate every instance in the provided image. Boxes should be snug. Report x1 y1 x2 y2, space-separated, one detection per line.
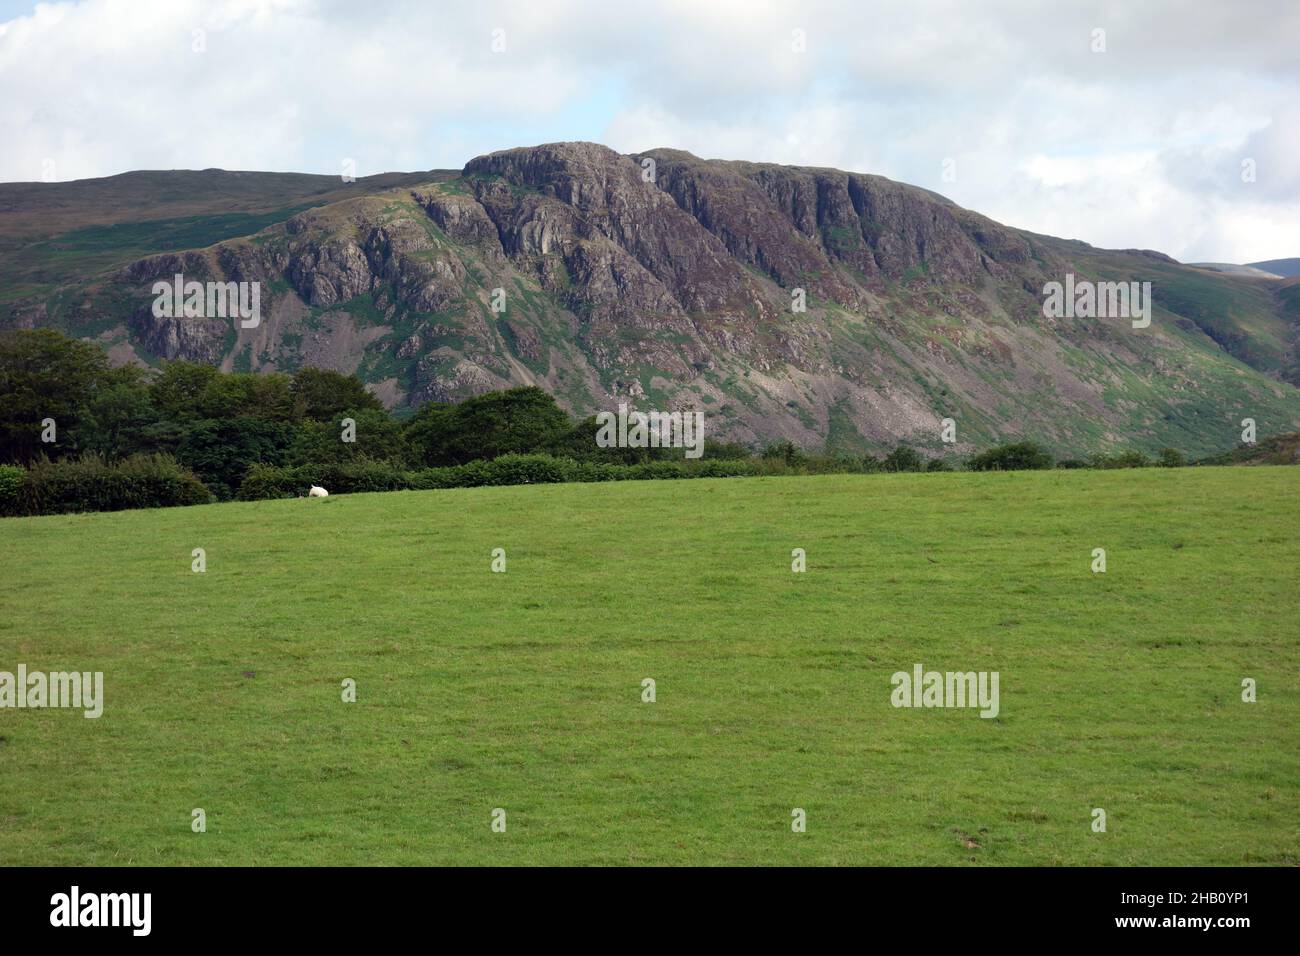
0 467 1296 865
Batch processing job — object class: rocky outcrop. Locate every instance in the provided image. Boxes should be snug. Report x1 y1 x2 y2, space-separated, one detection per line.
32 140 1293 456
128 307 228 363
465 143 774 320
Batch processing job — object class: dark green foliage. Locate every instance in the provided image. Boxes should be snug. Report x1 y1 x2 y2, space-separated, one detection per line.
0 329 1262 516
290 366 385 420
236 454 765 499
77 365 160 460
702 438 752 459
4 454 211 516
549 414 663 463
175 417 296 500
404 386 572 466
0 464 24 513
146 362 222 420
882 445 925 472
0 328 115 464
236 458 413 500
761 439 809 467
285 410 408 468
967 441 1054 471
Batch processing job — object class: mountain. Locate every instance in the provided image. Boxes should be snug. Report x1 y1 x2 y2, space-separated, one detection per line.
3 142 1299 457
1188 262 1285 279
1248 258 1300 279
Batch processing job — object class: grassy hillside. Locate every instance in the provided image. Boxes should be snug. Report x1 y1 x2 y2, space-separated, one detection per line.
0 170 457 307
0 469 1296 865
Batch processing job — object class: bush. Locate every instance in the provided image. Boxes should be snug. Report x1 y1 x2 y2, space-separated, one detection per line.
235 455 768 500
684 458 760 479
476 454 572 486
285 411 410 469
0 464 25 515
405 386 573 467
967 441 1054 471
761 440 809 468
236 459 412 500
882 445 925 472
10 454 212 516
1157 448 1186 468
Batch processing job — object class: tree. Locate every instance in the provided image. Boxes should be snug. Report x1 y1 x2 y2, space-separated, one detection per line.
148 362 222 421
967 441 1054 471
882 445 925 472
175 417 295 500
291 367 384 421
286 410 409 467
552 415 675 463
1157 448 1186 468
78 365 157 461
0 329 113 464
761 439 809 467
405 387 573 466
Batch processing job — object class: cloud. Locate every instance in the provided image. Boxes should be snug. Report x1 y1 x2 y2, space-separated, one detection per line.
0 0 1296 261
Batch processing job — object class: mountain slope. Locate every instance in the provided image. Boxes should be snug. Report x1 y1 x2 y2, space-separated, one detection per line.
1248 258 1300 278
3 142 1299 457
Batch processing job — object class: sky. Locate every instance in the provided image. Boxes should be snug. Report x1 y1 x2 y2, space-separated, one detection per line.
1 0 1296 263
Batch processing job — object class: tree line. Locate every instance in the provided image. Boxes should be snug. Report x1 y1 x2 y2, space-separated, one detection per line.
0 328 1213 515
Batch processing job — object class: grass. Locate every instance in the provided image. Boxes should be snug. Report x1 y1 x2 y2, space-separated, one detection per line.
0 468 1296 865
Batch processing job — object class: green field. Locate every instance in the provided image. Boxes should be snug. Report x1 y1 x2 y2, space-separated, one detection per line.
0 468 1296 865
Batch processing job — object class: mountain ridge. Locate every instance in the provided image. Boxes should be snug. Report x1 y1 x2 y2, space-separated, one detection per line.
4 141 1298 457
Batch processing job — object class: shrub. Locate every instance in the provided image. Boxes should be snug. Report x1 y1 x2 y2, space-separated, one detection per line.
235 455 767 500
405 386 573 467
236 459 412 500
290 366 384 420
967 441 1054 471
882 445 925 472
0 464 25 515
478 454 571 486
761 440 809 468
1157 448 1186 468
12 454 212 516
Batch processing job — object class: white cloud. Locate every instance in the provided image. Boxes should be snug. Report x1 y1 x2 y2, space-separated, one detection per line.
0 0 1296 261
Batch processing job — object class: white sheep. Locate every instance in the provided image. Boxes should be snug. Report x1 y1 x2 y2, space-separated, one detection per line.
308 485 329 498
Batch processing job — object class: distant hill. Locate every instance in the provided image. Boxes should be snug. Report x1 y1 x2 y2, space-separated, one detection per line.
1248 258 1300 278
1187 262 1284 278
